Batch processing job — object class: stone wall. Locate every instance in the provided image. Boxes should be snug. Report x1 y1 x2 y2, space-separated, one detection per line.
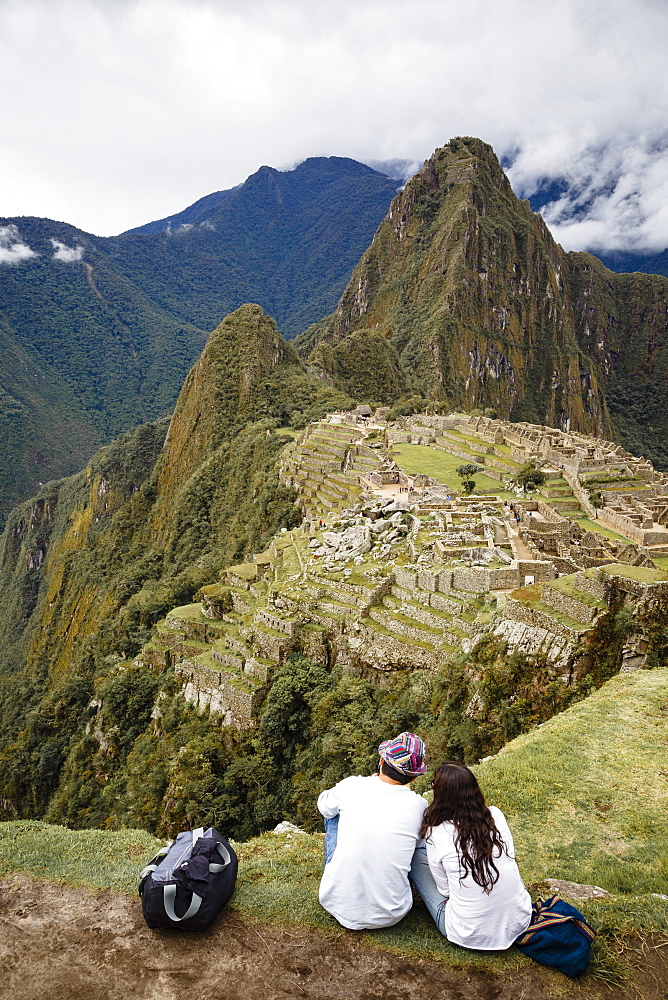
572 572 608 602
517 559 557 583
597 507 668 546
448 563 550 593
395 566 418 591
541 585 601 624
177 660 261 726
368 608 443 647
212 648 244 670
428 590 464 614
349 620 447 671
231 592 253 615
254 607 295 636
250 626 292 660
503 597 587 640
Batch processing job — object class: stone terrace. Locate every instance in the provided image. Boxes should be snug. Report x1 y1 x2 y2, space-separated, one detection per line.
135 412 668 726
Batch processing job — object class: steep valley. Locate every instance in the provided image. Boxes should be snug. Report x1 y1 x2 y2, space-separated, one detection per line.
0 294 667 992
1 141 668 990
0 298 666 836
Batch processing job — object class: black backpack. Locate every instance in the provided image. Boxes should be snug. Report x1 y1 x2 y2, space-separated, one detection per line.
138 827 238 930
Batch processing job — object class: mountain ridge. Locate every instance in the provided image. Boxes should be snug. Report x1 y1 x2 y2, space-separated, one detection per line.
0 157 399 519
298 137 668 469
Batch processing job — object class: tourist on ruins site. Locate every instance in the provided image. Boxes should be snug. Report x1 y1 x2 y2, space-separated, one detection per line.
409 762 532 949
316 732 427 930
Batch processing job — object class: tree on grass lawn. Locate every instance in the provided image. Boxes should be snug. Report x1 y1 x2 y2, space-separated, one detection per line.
456 463 484 495
588 488 604 509
509 460 547 493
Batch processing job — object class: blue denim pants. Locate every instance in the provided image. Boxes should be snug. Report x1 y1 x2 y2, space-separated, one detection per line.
408 844 448 936
323 815 339 864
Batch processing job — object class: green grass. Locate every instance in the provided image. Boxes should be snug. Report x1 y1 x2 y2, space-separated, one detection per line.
0 821 516 973
0 823 161 892
546 576 602 607
392 444 513 498
596 563 668 584
574 517 633 543
227 563 259 581
475 669 668 909
166 603 208 622
532 601 593 631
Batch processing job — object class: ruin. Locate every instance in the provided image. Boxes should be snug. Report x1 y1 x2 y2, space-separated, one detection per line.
135 410 668 724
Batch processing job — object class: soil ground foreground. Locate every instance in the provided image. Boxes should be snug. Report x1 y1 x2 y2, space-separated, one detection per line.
1 877 666 1000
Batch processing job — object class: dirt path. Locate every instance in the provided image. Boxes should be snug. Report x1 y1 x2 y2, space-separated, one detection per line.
1 876 666 1000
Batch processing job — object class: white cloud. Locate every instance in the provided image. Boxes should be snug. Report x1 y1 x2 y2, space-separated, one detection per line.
0 224 37 265
50 238 84 261
507 130 668 251
0 0 666 250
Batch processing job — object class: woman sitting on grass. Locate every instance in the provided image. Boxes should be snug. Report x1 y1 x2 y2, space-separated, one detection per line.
409 761 532 949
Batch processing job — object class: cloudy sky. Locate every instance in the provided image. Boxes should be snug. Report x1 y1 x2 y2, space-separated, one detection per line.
1 0 667 250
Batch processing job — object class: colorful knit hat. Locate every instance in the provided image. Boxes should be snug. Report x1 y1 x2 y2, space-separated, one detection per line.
378 732 426 777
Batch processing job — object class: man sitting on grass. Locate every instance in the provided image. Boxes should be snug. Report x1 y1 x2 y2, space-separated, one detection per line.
317 732 427 930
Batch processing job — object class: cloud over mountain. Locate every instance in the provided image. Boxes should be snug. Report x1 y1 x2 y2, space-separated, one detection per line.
50 239 84 262
0 224 36 265
0 0 666 250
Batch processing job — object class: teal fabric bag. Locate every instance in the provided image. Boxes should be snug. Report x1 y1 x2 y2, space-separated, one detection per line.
515 895 595 978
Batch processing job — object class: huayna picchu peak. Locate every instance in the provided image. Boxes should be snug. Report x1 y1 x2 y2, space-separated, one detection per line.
299 137 668 472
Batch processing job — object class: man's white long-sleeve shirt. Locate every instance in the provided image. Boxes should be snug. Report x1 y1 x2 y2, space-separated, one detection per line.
317 774 427 930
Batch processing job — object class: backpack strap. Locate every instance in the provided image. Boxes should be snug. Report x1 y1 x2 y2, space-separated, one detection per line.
138 844 171 890
162 884 203 922
516 897 596 946
192 827 204 845
208 841 232 873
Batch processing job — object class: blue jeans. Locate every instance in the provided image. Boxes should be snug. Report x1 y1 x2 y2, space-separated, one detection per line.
409 844 448 936
323 814 339 864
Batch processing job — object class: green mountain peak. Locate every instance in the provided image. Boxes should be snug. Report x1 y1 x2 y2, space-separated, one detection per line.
299 137 668 470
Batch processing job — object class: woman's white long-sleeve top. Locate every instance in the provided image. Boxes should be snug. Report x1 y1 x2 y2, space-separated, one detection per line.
425 806 532 950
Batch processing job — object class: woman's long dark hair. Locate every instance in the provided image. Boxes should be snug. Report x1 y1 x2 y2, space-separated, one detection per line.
419 762 507 893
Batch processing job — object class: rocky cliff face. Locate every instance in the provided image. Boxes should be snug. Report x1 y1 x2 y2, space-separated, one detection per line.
300 138 668 468
0 305 349 816
0 304 335 677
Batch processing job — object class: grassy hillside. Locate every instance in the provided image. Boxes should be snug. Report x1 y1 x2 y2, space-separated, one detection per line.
476 668 668 899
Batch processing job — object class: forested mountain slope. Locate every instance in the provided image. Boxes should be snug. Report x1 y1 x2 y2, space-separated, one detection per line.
0 304 353 823
113 157 399 338
0 218 207 525
0 158 397 518
298 138 668 470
